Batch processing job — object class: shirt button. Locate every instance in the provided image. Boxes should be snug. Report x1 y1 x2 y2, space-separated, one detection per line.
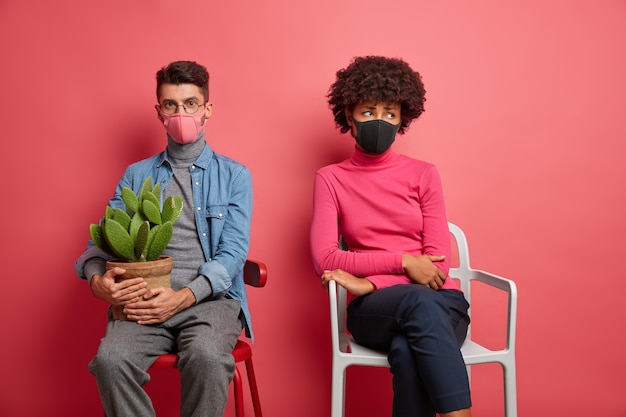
202 233 206 237
195 181 199 186
197 207 201 211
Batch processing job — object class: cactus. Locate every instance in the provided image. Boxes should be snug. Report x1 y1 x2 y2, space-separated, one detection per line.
89 177 183 262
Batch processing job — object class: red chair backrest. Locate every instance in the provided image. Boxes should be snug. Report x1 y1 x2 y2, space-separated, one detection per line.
244 260 267 288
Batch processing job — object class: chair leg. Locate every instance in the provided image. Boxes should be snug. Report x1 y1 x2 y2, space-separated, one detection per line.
233 367 245 417
244 357 263 417
503 362 518 417
331 365 346 417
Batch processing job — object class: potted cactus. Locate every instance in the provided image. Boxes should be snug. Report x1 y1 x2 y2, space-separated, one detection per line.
89 176 183 320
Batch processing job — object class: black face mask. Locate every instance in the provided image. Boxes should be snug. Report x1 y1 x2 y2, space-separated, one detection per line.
352 119 400 154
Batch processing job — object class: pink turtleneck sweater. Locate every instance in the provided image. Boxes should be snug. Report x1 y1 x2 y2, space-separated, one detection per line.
310 147 459 292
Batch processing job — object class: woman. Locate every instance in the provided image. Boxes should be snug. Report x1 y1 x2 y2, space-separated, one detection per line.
310 56 472 417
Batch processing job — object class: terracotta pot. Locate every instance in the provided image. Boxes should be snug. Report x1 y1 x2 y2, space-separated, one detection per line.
105 256 173 321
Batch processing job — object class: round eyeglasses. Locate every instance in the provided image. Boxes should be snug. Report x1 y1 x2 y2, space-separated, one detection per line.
158 99 207 115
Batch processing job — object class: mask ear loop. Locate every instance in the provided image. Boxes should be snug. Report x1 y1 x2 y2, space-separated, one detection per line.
345 112 358 138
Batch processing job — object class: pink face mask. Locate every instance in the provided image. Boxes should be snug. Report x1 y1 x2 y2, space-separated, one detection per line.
159 110 206 144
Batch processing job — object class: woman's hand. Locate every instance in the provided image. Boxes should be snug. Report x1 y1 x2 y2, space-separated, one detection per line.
321 269 375 297
402 254 447 290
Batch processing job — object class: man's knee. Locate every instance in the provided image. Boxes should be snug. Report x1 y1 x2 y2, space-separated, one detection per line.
184 345 234 371
89 344 144 379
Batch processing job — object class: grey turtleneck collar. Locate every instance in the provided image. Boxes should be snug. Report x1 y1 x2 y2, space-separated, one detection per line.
166 131 207 165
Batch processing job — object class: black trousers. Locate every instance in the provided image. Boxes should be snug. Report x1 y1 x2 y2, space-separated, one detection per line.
347 285 471 417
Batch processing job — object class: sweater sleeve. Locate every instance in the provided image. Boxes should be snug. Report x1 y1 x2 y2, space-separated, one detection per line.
310 172 404 277
419 166 451 277
418 166 460 290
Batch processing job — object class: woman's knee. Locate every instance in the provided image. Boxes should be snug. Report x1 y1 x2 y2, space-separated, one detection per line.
388 335 414 373
398 286 449 319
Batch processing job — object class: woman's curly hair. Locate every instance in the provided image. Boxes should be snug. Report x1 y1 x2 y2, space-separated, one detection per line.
327 56 426 134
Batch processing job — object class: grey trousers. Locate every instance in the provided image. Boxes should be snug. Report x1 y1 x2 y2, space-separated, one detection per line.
89 297 242 417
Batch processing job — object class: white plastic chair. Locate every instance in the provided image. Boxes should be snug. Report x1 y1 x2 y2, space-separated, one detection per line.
329 222 518 417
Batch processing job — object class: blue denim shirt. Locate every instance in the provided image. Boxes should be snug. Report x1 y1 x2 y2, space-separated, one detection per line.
75 143 255 339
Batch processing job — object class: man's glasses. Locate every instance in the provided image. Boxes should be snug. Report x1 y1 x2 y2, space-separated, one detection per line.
158 99 206 115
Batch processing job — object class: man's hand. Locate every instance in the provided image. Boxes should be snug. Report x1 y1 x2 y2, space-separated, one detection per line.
90 267 148 306
321 269 375 297
402 254 447 290
123 287 196 325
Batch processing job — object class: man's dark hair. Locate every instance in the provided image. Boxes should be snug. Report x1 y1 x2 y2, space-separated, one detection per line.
156 61 209 101
327 56 426 134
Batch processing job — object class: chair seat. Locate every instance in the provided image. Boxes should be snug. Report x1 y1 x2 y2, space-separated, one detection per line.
341 338 514 368
336 335 388 366
150 353 178 369
233 339 253 362
150 339 253 370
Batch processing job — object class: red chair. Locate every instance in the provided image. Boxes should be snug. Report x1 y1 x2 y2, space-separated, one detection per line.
150 259 267 417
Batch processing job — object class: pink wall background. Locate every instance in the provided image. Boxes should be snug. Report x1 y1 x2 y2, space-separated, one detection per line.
1 1 625 416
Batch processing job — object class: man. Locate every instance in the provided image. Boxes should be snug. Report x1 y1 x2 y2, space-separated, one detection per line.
75 61 253 417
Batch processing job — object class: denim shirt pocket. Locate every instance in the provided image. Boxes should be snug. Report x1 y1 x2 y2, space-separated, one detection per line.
203 204 228 260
